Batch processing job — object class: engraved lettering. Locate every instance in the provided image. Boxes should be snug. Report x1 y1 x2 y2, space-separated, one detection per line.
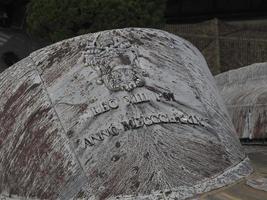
110 126 120 136
129 82 137 90
121 119 135 131
159 113 169 123
99 129 111 137
123 93 150 106
156 92 175 102
193 116 205 126
137 93 143 102
91 107 100 116
123 95 131 104
90 98 119 117
141 93 147 101
187 115 197 125
91 134 104 142
169 116 177 123
162 92 175 101
132 94 138 103
84 138 95 147
82 109 207 148
155 93 162 101
144 116 153 125
101 102 110 112
179 114 188 124
95 132 105 141
108 98 119 109
134 117 144 128
150 115 160 124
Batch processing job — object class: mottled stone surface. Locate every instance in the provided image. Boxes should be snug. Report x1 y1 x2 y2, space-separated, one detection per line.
247 177 267 192
216 63 267 139
0 28 251 199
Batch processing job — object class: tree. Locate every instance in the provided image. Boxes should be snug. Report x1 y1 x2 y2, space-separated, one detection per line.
26 0 166 42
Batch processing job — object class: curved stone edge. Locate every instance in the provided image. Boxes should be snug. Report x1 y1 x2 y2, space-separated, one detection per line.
215 62 267 90
0 28 251 200
106 157 252 200
215 63 267 139
0 158 252 200
246 177 267 192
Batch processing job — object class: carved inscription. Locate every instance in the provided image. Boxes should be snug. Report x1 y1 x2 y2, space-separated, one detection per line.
120 112 204 131
74 88 208 150
90 98 119 116
89 91 175 117
81 110 206 148
79 31 208 151
123 92 150 105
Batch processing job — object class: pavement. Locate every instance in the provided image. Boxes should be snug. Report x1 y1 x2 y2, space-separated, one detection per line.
198 145 267 200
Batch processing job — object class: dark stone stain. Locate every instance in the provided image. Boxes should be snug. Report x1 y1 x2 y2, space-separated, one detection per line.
3 82 29 113
98 171 122 200
79 103 88 113
111 155 120 162
96 171 106 179
131 180 140 190
129 36 144 46
115 141 121 148
165 190 172 196
253 112 267 139
48 114 53 120
149 172 155 182
162 92 175 101
46 42 74 69
28 83 41 91
144 85 162 95
132 166 139 174
144 152 149 159
146 32 157 39
76 190 86 198
141 35 152 41
67 130 74 138
118 54 131 65
0 75 77 199
155 183 160 190
78 42 87 51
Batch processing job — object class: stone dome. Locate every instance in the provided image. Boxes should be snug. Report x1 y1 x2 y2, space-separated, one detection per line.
0 28 251 200
216 63 267 140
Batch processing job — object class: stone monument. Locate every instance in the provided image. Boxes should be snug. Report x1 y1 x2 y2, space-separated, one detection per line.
0 28 252 200
216 63 267 140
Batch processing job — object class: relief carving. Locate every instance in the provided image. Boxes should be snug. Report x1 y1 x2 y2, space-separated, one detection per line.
82 32 147 91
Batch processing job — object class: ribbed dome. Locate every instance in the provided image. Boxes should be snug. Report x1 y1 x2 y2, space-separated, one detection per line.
216 63 267 140
0 28 251 200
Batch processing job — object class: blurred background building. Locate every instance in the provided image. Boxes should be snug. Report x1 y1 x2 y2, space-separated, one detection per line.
1 0 267 74
164 0 267 74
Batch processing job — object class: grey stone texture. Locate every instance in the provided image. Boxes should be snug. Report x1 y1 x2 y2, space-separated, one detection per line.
0 28 252 199
216 62 267 140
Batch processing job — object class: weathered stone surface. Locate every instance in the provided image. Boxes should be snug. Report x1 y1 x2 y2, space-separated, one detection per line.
0 28 251 199
247 177 267 192
216 63 267 139
0 57 87 199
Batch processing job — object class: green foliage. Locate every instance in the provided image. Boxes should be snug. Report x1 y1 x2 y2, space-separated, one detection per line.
26 0 166 42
